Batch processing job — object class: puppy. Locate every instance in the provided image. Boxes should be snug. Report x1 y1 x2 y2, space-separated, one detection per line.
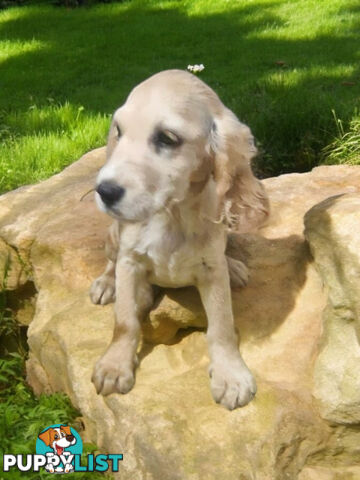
90 70 269 410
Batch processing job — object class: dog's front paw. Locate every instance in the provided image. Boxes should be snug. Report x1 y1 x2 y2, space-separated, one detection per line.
227 256 249 288
90 274 115 305
209 357 256 410
92 353 136 396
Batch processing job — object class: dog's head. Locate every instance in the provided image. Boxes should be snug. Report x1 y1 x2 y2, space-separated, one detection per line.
96 69 269 232
38 425 76 455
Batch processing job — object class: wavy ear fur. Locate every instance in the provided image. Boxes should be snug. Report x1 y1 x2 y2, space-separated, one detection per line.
106 115 119 160
210 108 269 233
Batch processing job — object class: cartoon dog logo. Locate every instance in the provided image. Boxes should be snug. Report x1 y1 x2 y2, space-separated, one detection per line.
38 425 77 473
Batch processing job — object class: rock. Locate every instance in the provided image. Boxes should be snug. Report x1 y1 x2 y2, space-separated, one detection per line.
304 194 360 424
2 150 360 478
299 466 360 480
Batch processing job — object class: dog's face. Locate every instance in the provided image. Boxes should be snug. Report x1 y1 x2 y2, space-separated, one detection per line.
96 70 216 222
96 69 269 232
38 426 76 455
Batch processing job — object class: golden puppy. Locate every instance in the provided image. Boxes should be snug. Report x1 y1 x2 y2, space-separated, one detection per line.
90 70 269 410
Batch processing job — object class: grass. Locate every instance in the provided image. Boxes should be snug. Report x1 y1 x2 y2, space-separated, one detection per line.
0 0 359 192
322 111 360 165
0 102 108 191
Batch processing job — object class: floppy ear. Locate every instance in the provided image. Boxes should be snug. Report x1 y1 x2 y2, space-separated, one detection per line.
38 429 52 446
106 115 119 160
210 109 269 233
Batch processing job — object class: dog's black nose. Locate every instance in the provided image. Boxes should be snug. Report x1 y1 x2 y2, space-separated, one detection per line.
96 181 125 206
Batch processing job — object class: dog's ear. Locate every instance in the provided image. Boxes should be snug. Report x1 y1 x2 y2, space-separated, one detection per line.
60 425 72 436
106 115 119 160
189 148 214 195
209 109 269 233
38 429 52 446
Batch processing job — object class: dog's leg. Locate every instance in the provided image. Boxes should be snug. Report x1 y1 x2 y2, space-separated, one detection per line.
92 258 152 396
90 260 115 305
90 222 120 305
197 257 256 410
226 255 249 288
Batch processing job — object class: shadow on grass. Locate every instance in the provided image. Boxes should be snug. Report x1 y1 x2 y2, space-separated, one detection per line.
0 0 359 175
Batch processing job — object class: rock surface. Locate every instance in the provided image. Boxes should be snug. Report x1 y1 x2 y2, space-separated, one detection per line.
304 194 360 425
1 149 360 479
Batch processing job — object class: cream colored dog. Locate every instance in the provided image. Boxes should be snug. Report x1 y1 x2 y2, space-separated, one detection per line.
90 70 269 410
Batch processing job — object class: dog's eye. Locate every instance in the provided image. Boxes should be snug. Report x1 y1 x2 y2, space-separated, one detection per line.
115 124 121 139
155 130 181 148
54 434 59 439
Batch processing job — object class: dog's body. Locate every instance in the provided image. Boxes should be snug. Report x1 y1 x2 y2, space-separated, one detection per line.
90 70 269 410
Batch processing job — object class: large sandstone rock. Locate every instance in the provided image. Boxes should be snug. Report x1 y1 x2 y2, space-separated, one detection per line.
305 194 360 424
1 149 360 479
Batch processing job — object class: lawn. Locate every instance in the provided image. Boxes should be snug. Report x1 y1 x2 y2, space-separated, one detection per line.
0 0 359 193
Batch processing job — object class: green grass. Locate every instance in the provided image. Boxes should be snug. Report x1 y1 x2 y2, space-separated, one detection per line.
0 102 108 191
0 0 360 191
322 111 360 165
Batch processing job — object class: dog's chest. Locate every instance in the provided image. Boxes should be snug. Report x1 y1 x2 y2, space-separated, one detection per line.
121 219 210 287
149 242 206 286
